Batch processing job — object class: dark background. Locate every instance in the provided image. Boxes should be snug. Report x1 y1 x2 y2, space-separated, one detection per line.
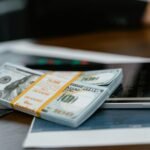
0 0 146 41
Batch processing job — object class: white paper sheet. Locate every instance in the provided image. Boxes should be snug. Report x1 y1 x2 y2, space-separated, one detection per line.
24 109 150 148
0 39 150 64
10 40 150 64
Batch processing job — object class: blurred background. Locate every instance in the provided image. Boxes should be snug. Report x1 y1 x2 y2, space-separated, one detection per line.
0 0 149 41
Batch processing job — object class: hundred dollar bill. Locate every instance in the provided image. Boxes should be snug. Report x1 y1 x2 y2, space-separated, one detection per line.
0 63 42 108
79 69 123 94
34 69 123 110
48 69 122 86
41 82 109 127
46 68 123 96
47 70 123 110
0 63 110 127
0 68 122 110
78 69 122 86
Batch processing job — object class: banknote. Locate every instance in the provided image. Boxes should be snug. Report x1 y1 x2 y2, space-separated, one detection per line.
46 69 123 96
40 82 108 127
0 63 42 108
47 69 122 87
0 63 122 127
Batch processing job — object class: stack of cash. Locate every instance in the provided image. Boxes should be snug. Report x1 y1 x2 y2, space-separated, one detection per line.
0 63 122 127
50 69 123 96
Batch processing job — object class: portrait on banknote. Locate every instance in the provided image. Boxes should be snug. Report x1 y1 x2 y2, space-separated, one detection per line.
0 64 39 102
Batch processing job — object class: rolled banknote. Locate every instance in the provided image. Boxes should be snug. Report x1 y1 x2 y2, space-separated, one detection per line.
0 63 122 127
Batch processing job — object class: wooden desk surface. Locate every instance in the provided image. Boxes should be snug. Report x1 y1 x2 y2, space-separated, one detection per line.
38 27 150 57
1 28 150 150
